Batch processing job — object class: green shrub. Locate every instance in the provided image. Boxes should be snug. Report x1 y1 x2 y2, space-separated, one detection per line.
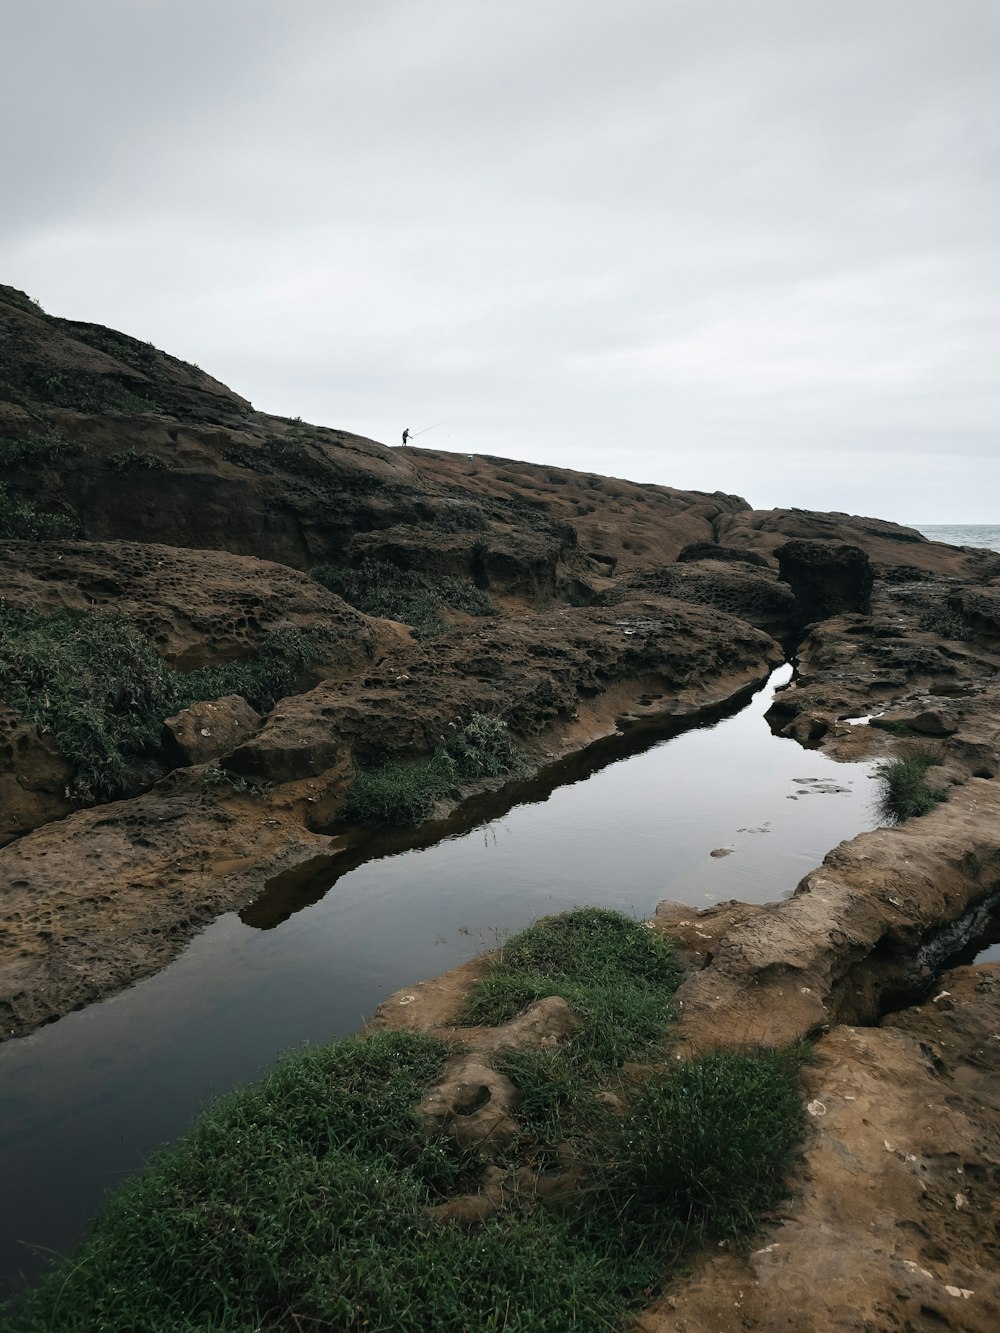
0 607 177 802
442 711 521 779
0 484 79 539
343 752 448 824
0 430 79 467
313 557 494 638
0 611 335 803
343 714 523 824
876 751 946 822
173 627 333 715
104 448 164 472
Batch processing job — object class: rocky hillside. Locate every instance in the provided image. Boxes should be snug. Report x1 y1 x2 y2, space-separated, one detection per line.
4 285 1000 1328
2 280 998 1021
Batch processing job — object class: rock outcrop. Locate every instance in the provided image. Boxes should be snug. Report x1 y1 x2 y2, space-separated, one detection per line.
3 283 1000 1328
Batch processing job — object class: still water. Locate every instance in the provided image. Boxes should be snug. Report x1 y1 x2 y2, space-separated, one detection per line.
1 665 883 1293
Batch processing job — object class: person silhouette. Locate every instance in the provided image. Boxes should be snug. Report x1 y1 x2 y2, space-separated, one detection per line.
401 427 410 446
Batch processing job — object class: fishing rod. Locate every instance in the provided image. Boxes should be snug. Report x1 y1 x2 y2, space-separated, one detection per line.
410 419 450 438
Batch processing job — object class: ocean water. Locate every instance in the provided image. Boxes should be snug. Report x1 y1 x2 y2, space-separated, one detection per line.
914 523 1000 553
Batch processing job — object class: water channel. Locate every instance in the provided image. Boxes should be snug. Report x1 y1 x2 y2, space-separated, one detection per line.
1 664 889 1294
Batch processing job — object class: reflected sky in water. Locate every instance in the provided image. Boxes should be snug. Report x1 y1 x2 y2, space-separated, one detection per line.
0 665 884 1294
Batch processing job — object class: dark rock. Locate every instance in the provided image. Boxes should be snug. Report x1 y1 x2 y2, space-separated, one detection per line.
949 585 1000 640
675 542 771 569
613 562 796 637
777 540 874 624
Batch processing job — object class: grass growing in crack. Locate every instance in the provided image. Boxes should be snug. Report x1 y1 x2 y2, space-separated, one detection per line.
344 713 524 824
312 557 495 638
0 610 335 803
4 920 809 1332
876 750 947 822
104 448 165 472
172 626 334 716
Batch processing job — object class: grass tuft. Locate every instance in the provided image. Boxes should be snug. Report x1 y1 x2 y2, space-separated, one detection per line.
876 751 947 822
344 713 524 824
463 908 682 1073
608 1044 809 1248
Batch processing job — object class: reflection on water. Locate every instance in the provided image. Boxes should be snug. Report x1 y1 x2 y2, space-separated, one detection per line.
1 664 883 1293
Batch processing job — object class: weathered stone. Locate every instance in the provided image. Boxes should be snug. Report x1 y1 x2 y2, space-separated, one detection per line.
0 706 72 847
163 695 262 765
417 1058 521 1151
777 539 874 623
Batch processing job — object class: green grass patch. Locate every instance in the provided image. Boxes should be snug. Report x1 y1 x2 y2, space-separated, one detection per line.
1 1030 665 1333
0 483 79 539
172 627 332 716
876 750 947 822
313 557 495 638
0 607 174 801
0 609 335 803
608 1044 809 1248
104 447 165 472
464 908 682 1074
882 721 914 737
3 918 809 1331
344 713 524 824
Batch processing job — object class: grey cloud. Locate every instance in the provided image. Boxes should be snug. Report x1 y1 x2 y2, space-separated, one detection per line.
3 0 998 521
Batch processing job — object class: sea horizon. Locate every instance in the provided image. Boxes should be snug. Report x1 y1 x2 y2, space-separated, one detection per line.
913 522 1000 554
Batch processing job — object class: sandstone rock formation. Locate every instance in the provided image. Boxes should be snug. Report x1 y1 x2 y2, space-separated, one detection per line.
3 284 1000 1328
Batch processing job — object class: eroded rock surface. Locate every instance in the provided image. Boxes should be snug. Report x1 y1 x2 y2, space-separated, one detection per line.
636 965 1000 1333
163 695 262 765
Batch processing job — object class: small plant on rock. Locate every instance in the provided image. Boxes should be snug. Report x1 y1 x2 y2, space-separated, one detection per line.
876 750 947 822
344 713 523 825
0 430 79 466
312 558 494 639
201 764 270 796
0 484 79 539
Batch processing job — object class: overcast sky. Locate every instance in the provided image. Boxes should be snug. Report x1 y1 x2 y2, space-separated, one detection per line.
4 1 998 522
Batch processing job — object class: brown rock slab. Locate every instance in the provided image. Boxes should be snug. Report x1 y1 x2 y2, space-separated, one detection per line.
667 778 1000 1051
0 705 72 847
163 695 261 765
636 965 1000 1332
